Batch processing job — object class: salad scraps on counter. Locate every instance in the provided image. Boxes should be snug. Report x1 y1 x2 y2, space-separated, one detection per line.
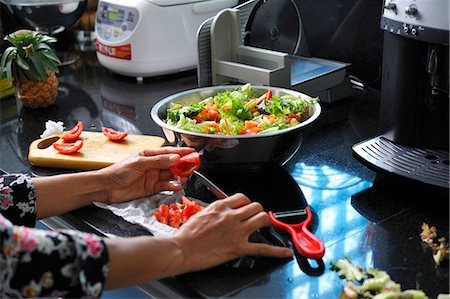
331 258 431 299
153 196 204 228
420 223 449 266
166 83 318 135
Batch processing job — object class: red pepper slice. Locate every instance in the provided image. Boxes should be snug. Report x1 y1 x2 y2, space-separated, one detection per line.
170 152 200 177
266 89 273 101
102 127 128 141
62 121 83 141
53 139 83 154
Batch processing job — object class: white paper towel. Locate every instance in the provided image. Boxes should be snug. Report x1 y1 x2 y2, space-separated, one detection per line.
94 191 187 236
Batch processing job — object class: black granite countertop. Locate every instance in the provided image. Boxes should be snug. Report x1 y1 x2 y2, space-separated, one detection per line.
0 50 448 298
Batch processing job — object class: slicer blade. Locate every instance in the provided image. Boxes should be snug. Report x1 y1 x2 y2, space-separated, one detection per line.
272 209 307 218
244 0 302 55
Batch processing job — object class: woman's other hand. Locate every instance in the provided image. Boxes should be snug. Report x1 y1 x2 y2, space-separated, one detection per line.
172 193 294 273
99 147 195 204
105 193 293 289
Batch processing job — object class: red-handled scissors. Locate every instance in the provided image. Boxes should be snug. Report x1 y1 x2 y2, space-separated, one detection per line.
269 207 325 260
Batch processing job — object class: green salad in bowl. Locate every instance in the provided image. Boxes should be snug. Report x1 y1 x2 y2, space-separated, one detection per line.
166 83 318 136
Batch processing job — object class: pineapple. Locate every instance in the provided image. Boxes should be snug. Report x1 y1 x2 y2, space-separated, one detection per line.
0 30 60 108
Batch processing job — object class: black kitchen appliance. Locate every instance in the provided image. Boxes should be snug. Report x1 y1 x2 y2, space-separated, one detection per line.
352 0 449 192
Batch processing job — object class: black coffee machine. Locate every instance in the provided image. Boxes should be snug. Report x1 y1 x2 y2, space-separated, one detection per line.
353 0 449 191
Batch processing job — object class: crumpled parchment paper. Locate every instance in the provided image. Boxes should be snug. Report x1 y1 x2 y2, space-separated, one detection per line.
94 190 188 236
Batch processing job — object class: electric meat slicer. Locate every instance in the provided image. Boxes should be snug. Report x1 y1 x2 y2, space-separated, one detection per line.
197 0 352 103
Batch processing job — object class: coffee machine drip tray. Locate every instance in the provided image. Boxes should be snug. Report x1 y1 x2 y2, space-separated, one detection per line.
352 136 449 190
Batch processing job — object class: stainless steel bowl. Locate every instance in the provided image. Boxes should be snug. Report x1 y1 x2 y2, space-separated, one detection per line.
151 85 321 165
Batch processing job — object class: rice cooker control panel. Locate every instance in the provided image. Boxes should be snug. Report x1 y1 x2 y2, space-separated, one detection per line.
95 3 139 42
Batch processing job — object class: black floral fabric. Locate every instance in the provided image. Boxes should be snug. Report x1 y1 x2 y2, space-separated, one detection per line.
1 174 109 298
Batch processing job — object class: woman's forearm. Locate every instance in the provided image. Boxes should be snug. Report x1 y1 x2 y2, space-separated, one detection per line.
33 170 108 219
103 236 185 290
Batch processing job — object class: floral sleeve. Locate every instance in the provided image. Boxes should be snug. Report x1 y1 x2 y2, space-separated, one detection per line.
0 174 110 298
1 174 37 227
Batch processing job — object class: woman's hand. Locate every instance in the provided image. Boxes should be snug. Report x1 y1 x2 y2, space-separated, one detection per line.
104 193 293 289
172 193 294 273
98 147 195 204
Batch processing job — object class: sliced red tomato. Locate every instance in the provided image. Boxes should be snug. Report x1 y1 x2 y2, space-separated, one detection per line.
102 127 128 141
240 120 260 135
62 121 83 141
288 113 300 121
153 204 169 225
53 139 83 154
207 109 219 121
170 152 200 177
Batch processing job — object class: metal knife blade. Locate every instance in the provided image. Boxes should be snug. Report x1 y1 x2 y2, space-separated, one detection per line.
193 170 228 199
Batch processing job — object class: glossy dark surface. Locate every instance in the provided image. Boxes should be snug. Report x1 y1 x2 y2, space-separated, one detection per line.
0 50 448 298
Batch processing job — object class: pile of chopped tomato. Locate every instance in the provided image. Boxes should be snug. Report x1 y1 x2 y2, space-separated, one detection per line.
153 196 204 228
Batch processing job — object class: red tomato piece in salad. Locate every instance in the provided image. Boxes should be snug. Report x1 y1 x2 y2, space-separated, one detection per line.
62 121 83 141
53 139 83 154
207 109 219 121
102 127 128 141
170 152 200 177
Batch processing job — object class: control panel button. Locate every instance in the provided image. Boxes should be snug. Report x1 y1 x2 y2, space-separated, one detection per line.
403 26 409 34
411 28 417 35
104 27 112 40
405 5 418 16
113 28 120 38
384 2 397 11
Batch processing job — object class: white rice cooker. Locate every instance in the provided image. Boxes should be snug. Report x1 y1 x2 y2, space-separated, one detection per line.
95 0 238 78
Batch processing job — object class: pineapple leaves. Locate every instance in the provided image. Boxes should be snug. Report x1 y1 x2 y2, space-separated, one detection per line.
5 60 13 83
29 52 47 79
39 35 57 44
1 30 60 82
1 47 16 68
36 43 52 51
16 55 30 71
42 50 61 64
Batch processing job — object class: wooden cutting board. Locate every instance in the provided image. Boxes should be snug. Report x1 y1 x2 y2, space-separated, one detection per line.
29 131 166 170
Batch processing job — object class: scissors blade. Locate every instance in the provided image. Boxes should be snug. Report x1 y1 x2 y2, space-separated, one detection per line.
193 170 228 199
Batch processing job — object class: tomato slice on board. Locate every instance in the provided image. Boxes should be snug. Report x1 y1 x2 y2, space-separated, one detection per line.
53 139 83 154
170 152 201 177
102 127 128 141
62 121 83 141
